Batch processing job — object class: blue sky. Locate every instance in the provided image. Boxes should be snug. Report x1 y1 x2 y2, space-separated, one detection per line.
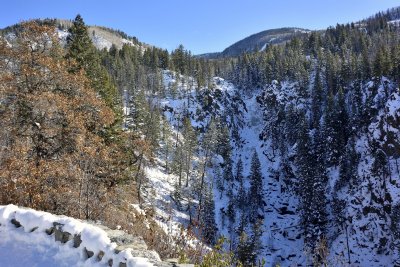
2 0 399 54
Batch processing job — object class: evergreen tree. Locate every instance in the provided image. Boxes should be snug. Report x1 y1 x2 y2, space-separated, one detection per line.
309 128 328 249
65 14 97 72
200 185 218 245
236 219 263 266
296 118 314 241
235 158 244 182
249 150 264 221
218 124 233 187
296 119 328 251
182 117 197 187
236 231 254 266
235 158 247 212
217 124 232 184
311 69 324 129
66 14 120 113
325 87 349 166
197 119 218 220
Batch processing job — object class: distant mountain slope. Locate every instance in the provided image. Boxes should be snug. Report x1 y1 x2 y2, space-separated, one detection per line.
197 27 310 59
222 27 310 56
0 18 145 51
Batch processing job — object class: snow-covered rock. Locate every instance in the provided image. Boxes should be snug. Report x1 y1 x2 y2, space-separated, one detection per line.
0 205 167 267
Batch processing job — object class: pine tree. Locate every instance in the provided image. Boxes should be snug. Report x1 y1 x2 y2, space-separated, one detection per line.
198 119 218 220
311 69 323 129
309 127 328 248
236 231 254 266
226 197 236 224
236 158 247 211
171 44 188 75
249 150 264 221
182 117 197 187
235 158 244 182
161 119 174 173
65 14 96 72
236 219 263 266
296 119 314 242
325 87 349 166
200 185 217 245
66 14 120 114
296 119 328 251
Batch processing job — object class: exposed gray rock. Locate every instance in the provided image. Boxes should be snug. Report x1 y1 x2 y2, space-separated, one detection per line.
108 230 148 250
161 259 195 267
10 218 21 228
97 250 105 261
129 249 161 263
45 226 54 235
84 247 94 258
73 234 82 248
53 223 72 244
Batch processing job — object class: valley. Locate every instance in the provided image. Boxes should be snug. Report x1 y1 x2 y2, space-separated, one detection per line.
1 5 400 267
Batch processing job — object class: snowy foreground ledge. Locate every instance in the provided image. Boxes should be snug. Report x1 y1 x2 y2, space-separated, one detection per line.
0 204 155 267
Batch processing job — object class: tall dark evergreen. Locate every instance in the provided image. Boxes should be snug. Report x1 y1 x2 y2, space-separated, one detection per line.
296 117 327 250
249 151 264 220
309 127 328 249
311 69 323 129
200 186 217 245
65 14 97 72
66 14 119 112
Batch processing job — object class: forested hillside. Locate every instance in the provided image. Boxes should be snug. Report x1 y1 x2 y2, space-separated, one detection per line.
1 6 400 267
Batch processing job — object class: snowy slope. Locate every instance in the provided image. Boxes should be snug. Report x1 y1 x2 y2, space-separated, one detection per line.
153 73 308 265
56 28 139 51
152 71 400 266
239 90 303 266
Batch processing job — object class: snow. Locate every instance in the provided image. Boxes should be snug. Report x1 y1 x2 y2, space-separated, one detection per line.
124 68 400 266
57 29 69 45
0 205 155 267
294 29 311 34
155 71 303 264
259 43 267 51
145 164 188 235
155 72 304 265
238 87 304 265
388 19 400 25
122 38 135 46
91 34 113 50
0 228 83 267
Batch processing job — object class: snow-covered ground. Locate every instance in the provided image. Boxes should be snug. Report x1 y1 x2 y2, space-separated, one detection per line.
0 205 155 267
